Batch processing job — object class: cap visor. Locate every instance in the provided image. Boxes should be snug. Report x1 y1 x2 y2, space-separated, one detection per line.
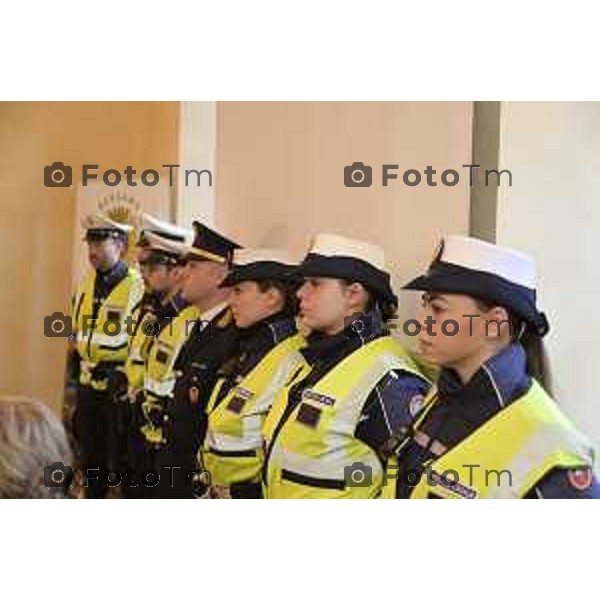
402 274 438 291
219 272 243 288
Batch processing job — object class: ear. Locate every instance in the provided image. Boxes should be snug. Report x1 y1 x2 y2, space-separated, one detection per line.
265 286 285 310
481 305 512 340
486 305 510 323
344 282 369 310
345 281 364 296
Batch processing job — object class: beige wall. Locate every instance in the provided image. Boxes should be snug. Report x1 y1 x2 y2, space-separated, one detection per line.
495 101 600 449
1 101 473 412
215 101 473 338
0 102 179 412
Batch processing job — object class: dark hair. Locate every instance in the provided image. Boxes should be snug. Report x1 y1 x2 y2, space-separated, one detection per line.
256 279 298 314
340 279 398 323
475 299 552 394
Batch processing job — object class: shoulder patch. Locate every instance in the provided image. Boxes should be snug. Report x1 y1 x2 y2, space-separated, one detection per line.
567 467 593 491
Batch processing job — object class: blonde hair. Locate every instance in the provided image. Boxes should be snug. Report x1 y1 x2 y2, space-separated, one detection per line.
0 396 72 499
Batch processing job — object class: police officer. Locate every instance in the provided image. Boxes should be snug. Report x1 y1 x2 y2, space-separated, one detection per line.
201 249 307 498
124 215 192 497
262 233 430 499
396 235 599 498
71 214 144 498
125 214 193 393
143 221 241 498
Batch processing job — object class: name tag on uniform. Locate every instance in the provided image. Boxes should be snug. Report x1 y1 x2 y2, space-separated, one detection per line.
301 389 336 407
428 470 478 499
106 309 122 321
234 387 254 401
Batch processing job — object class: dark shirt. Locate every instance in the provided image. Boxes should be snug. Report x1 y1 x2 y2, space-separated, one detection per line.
169 306 240 453
395 343 600 499
92 260 129 319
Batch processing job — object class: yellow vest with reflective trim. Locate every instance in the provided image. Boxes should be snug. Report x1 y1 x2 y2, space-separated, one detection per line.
202 332 307 486
125 302 156 391
263 336 427 499
140 305 200 444
408 381 594 499
72 267 143 390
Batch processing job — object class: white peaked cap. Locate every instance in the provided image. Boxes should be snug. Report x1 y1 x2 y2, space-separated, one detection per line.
439 235 536 290
233 248 297 267
308 233 387 272
142 230 188 256
82 213 132 233
139 213 193 244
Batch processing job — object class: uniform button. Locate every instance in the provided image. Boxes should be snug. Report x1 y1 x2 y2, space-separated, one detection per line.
163 415 169 422
192 376 198 383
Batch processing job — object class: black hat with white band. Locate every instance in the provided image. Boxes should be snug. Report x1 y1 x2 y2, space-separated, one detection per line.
403 235 549 336
220 248 298 287
297 233 397 306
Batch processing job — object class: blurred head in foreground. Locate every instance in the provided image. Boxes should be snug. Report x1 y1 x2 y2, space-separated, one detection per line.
0 396 72 499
